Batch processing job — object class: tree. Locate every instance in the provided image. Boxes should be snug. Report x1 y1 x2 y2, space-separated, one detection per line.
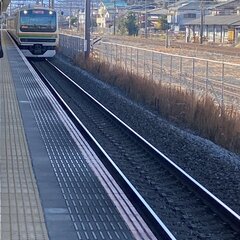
118 17 127 35
124 12 139 36
70 16 78 27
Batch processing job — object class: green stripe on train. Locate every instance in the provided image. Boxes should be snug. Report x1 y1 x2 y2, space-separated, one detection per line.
17 34 57 38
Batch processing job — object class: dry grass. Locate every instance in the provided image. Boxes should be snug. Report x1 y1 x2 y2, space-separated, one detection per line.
74 53 240 154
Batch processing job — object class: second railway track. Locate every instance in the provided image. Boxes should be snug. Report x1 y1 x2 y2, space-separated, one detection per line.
31 59 240 240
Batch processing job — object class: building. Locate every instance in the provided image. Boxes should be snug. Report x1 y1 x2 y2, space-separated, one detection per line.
209 0 240 15
167 0 214 32
184 0 240 44
96 0 127 28
148 7 168 27
185 14 240 44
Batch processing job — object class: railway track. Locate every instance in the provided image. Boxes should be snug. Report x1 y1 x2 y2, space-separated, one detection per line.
31 59 240 240
102 35 240 60
169 71 240 106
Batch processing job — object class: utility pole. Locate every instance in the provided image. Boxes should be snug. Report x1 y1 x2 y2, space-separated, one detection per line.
200 0 204 44
49 0 54 8
77 9 80 32
144 0 147 38
166 28 169 48
113 0 116 35
69 2 72 29
0 0 2 31
0 0 3 58
91 0 93 33
85 0 91 59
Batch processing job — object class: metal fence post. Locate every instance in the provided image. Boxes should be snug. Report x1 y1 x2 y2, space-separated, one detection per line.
131 47 133 74
151 51 154 81
125 46 127 71
108 44 110 64
71 37 73 57
192 58 195 95
115 44 117 65
137 48 139 76
144 49 146 79
120 45 122 69
111 43 113 64
221 63 224 110
99 44 102 61
205 61 209 96
170 55 173 87
160 53 163 84
179 56 182 88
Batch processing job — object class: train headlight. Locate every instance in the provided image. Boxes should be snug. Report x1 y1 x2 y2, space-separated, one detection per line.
49 11 53 15
23 10 28 14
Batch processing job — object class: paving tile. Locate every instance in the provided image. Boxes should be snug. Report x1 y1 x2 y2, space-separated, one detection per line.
0 32 49 240
0 30 157 240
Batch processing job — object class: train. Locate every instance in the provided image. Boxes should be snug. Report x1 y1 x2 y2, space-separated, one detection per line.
7 5 58 58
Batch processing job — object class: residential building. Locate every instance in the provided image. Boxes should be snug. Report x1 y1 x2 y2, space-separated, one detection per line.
184 0 240 44
185 14 240 44
148 7 168 26
96 0 127 28
209 0 240 15
167 0 213 32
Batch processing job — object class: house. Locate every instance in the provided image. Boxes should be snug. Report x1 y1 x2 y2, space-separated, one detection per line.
147 8 168 27
96 0 127 28
134 7 168 30
185 14 240 44
167 0 213 32
184 0 240 44
209 0 240 15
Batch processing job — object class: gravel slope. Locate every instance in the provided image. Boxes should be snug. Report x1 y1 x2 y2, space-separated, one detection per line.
51 54 240 216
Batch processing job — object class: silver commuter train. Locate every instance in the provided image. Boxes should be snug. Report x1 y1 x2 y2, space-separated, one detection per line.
7 5 58 57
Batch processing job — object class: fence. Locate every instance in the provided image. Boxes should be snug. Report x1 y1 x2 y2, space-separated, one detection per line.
58 34 240 110
59 34 85 58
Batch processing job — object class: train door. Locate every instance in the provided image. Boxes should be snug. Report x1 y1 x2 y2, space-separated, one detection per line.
0 26 3 58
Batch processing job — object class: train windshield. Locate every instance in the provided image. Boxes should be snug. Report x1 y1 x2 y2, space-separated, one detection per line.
20 9 56 32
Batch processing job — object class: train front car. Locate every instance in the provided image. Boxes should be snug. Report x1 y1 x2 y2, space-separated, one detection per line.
18 8 58 58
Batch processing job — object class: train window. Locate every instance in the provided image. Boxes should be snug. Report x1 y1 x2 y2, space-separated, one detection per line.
20 9 56 32
32 10 45 14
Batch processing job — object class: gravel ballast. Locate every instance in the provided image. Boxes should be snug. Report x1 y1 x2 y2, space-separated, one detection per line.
51 54 240 217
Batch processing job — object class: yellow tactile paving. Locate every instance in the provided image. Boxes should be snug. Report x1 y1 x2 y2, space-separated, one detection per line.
0 32 49 240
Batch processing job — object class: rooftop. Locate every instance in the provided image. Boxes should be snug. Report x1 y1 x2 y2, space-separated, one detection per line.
185 14 240 26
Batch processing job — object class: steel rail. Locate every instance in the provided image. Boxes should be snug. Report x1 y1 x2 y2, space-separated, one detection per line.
30 59 177 240
50 60 240 230
33 59 240 236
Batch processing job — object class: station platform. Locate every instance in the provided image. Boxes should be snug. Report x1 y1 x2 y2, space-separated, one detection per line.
0 31 156 240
